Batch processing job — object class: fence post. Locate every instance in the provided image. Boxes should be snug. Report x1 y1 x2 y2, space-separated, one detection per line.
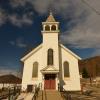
8 87 10 100
18 86 21 95
13 86 16 96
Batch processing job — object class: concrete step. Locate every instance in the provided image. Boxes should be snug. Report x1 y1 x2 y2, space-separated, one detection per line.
36 91 43 100
37 90 64 100
17 93 34 100
16 93 27 100
24 93 34 100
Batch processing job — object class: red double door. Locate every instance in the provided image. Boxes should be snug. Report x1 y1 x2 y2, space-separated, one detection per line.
44 74 56 89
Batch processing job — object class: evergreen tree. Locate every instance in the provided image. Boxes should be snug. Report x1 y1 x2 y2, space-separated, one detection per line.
82 67 89 78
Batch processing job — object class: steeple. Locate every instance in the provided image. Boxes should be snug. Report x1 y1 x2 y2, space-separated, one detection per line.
46 12 56 22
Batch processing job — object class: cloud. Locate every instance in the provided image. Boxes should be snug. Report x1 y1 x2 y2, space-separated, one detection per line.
10 0 27 7
60 13 100 49
0 67 22 78
60 11 100 56
0 9 7 26
16 37 27 48
8 13 33 27
10 0 88 16
0 5 34 27
9 37 27 48
9 41 15 45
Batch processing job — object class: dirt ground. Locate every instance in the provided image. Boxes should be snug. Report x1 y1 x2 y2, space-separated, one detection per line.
70 78 100 100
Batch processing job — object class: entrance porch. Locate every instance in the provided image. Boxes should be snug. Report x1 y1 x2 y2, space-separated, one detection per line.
41 65 59 90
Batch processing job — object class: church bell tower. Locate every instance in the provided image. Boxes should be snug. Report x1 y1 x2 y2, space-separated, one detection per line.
42 12 59 33
41 12 60 69
41 12 60 45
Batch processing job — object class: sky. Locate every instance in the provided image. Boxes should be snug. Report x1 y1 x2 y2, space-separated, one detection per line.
0 0 100 77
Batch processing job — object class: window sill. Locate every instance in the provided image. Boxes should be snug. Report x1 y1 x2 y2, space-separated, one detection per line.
32 78 38 80
64 77 70 80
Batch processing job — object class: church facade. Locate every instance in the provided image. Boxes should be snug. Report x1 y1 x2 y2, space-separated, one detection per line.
21 13 81 91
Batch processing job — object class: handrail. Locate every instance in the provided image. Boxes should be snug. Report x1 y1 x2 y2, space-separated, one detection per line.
60 87 72 100
44 90 47 100
32 86 40 100
42 90 43 100
0 86 21 100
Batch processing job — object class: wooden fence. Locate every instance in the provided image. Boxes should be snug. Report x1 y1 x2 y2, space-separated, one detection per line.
0 86 21 100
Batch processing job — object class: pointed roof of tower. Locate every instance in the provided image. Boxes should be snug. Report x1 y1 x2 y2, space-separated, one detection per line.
46 12 56 22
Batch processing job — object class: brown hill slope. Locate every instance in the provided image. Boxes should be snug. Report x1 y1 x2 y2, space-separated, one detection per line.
79 56 100 77
0 74 22 84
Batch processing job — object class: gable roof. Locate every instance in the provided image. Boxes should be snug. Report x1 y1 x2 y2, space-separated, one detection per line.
21 43 42 62
60 44 81 60
21 43 81 62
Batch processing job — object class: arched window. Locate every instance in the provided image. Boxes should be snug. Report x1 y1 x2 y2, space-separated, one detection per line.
32 62 38 78
64 61 70 77
45 25 50 31
47 49 53 65
51 25 56 31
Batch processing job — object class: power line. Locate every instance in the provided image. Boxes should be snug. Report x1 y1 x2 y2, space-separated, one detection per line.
81 0 100 15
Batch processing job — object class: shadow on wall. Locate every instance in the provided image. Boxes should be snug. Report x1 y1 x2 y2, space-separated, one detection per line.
59 45 66 91
60 80 66 91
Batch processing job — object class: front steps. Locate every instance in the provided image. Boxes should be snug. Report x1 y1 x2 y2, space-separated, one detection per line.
36 90 64 100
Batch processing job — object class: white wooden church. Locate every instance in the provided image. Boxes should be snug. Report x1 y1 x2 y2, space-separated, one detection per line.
21 13 81 92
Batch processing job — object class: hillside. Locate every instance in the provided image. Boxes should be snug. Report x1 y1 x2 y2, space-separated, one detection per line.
79 56 100 77
0 74 22 84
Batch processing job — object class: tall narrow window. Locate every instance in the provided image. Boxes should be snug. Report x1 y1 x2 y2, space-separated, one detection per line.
32 62 38 78
47 49 53 65
64 61 70 77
